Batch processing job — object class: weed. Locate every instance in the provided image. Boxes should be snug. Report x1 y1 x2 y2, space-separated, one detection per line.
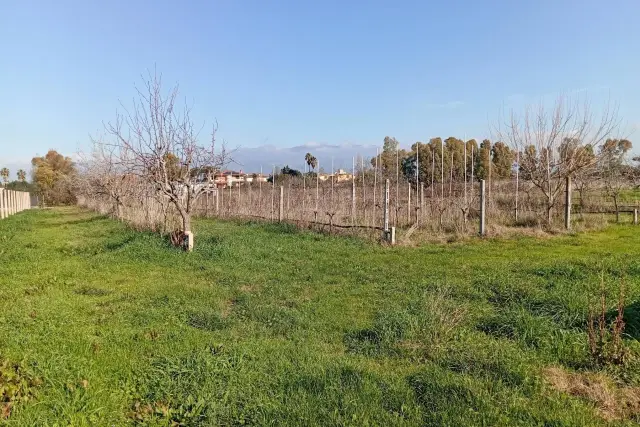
587 275 629 367
0 357 41 420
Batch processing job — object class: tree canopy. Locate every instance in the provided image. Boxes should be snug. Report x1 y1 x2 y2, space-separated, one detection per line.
31 150 76 205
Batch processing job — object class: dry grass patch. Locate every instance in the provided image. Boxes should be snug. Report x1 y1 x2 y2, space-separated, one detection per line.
239 284 259 293
544 367 640 421
220 299 234 318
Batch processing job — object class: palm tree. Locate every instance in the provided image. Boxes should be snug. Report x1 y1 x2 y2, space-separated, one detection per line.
0 168 8 186
17 169 26 183
304 153 318 172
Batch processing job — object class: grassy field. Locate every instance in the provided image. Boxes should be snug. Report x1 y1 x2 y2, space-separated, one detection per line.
1 207 639 426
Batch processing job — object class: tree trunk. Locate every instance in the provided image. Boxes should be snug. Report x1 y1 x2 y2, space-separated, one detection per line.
181 211 193 251
547 195 553 227
182 212 191 233
614 196 619 223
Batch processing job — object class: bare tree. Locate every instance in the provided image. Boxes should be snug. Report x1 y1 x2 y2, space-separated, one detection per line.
599 139 633 222
103 70 230 250
77 141 136 220
498 96 620 226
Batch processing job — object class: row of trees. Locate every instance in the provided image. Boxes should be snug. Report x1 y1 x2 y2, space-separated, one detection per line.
0 168 27 185
75 71 634 243
298 98 633 226
371 136 515 184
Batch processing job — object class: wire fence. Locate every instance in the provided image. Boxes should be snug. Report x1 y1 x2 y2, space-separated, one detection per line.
192 173 640 240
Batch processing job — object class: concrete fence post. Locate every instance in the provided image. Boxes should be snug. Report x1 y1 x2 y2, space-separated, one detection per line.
0 189 5 219
479 179 486 236
634 208 638 225
351 178 356 223
564 176 572 230
9 191 13 216
390 226 396 245
383 179 390 240
279 185 284 222
420 182 424 214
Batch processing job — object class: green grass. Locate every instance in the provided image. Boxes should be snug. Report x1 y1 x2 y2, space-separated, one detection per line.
1 207 639 426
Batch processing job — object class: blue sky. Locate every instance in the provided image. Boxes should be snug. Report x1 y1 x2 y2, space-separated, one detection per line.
2 0 639 175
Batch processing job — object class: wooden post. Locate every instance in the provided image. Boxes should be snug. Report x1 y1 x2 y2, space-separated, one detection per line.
279 185 284 222
286 183 290 220
564 176 571 230
479 179 486 236
634 208 638 225
383 179 390 239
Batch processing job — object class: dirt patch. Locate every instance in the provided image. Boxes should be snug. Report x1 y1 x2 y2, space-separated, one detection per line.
544 367 640 421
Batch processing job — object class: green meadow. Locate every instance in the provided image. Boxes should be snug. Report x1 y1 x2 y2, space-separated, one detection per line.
0 207 639 426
